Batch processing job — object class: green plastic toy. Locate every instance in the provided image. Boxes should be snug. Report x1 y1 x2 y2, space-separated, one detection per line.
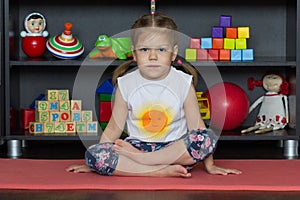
89 34 132 60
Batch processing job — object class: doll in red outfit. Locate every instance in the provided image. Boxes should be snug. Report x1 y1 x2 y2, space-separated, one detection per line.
241 73 289 134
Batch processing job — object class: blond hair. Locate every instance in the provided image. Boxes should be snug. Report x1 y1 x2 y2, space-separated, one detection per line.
112 13 198 86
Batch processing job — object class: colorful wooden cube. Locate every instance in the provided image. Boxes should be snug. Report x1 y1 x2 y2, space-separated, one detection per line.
190 38 200 48
208 49 219 61
46 89 59 101
238 27 250 38
59 100 70 111
60 111 71 122
231 50 242 61
49 101 59 111
70 100 82 111
242 49 254 61
49 111 60 122
65 122 76 133
58 89 69 100
226 27 238 38
87 121 98 134
35 111 50 122
36 100 49 111
76 122 87 133
235 38 247 49
201 38 212 49
99 93 114 101
43 122 55 134
54 122 66 133
219 49 231 61
196 49 208 60
29 122 44 134
185 48 197 61
71 111 81 122
220 15 232 27
96 79 114 94
82 110 93 122
212 38 224 49
21 108 35 129
212 26 224 38
223 38 235 50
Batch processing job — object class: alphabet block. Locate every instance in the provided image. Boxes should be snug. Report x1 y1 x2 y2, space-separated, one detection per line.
55 122 66 133
49 101 59 111
58 89 69 100
87 121 98 134
50 111 60 122
44 122 55 133
35 111 50 122
76 122 87 133
46 89 59 101
82 110 93 122
71 111 81 122
60 111 71 122
36 100 49 111
65 122 76 133
70 100 82 111
29 122 44 134
59 100 70 111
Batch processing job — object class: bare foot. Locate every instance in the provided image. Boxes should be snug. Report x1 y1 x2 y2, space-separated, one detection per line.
113 139 141 154
157 165 192 178
66 164 93 173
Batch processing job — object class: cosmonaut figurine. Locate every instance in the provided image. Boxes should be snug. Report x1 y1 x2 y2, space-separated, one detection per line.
20 12 48 57
241 73 289 134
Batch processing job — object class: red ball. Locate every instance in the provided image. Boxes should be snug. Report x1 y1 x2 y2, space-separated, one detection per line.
22 36 46 57
204 82 249 130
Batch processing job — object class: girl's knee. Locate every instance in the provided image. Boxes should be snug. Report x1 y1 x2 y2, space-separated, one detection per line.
85 142 119 176
184 129 218 163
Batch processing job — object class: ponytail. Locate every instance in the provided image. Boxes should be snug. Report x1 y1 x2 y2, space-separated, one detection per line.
112 60 134 85
173 56 198 86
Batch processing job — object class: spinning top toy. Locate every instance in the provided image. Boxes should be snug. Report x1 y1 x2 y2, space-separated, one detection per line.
46 22 84 59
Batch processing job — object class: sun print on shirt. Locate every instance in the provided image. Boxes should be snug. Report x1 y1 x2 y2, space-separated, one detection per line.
136 102 174 140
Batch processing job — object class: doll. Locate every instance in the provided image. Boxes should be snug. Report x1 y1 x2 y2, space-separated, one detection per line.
20 12 48 57
241 73 289 134
20 12 48 37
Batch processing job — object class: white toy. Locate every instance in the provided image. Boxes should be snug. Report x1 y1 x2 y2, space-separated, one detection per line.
241 73 289 134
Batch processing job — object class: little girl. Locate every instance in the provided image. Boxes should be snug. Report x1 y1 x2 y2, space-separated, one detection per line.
67 13 241 177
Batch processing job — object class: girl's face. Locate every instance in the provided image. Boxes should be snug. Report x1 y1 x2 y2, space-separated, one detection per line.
27 18 45 33
132 31 178 81
263 74 283 92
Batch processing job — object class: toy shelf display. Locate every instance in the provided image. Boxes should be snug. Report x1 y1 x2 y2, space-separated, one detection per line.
28 89 98 135
185 15 254 62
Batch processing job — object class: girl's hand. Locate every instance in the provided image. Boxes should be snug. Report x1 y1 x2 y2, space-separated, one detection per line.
65 164 93 173
205 164 242 175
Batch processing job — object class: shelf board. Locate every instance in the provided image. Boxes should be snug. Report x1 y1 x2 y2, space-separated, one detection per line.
10 57 296 68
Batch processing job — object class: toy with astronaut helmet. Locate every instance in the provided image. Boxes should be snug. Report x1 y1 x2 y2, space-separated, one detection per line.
241 73 289 134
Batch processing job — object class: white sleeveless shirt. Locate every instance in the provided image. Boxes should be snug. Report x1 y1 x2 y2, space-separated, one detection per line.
117 67 192 142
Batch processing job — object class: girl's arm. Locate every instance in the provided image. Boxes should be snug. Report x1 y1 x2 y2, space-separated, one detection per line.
99 87 128 143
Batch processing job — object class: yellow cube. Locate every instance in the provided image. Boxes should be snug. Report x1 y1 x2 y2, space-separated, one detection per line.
238 27 250 39
223 38 235 50
235 38 247 49
185 48 197 61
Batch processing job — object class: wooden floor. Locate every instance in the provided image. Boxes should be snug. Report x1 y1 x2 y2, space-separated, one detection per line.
0 140 299 200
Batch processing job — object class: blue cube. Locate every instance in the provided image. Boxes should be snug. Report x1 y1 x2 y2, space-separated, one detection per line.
231 50 242 61
212 26 224 38
242 49 254 61
201 38 212 49
220 15 232 27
